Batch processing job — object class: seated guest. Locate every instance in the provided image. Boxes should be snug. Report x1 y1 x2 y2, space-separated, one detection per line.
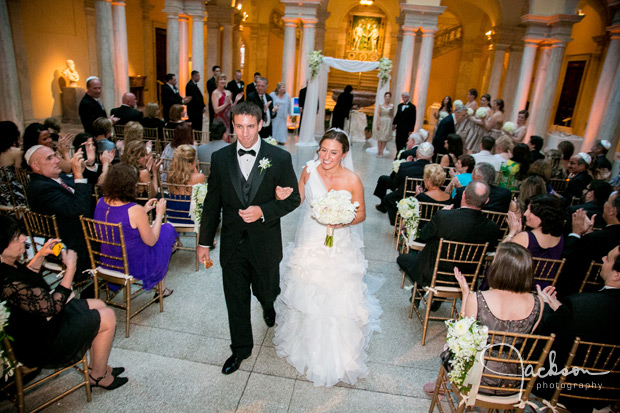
166 144 206 223
527 159 553 194
498 143 530 190
535 246 620 412
92 117 117 156
547 149 565 179
398 181 502 306
472 135 502 171
22 122 72 173
493 135 513 167
444 154 475 197
164 104 188 130
590 139 612 178
509 175 547 218
439 133 464 168
0 216 127 390
528 135 545 162
414 164 451 205
94 163 177 298
557 140 575 177
565 179 611 231
397 131 426 160
140 102 165 139
0 121 26 208
197 119 228 164
161 122 196 181
563 152 593 202
453 162 512 212
121 140 160 198
375 142 434 225
123 121 144 146
110 92 143 126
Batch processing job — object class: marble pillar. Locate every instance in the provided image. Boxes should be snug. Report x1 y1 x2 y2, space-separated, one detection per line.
190 10 205 91
84 2 99 78
526 44 551 140
206 22 220 75
281 17 298 96
95 0 116 112
394 27 416 97
178 15 189 88
165 10 179 75
598 60 620 152
584 26 620 149
112 0 128 106
532 41 567 137
502 45 523 120
222 22 233 74
487 44 508 100
413 28 437 131
0 0 22 126
298 18 317 91
141 0 155 104
511 39 539 121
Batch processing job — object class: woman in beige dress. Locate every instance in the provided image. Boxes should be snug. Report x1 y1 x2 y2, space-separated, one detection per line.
463 92 490 152
485 99 505 140
375 91 394 157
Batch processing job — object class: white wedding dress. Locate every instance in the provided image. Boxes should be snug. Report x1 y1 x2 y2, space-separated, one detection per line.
273 159 383 387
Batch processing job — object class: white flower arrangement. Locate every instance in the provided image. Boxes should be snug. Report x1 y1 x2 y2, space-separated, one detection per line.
258 157 272 174
475 107 489 119
453 100 463 107
438 111 449 121
189 183 209 231
308 50 324 80
444 317 489 393
502 121 516 135
378 58 393 86
397 197 421 245
311 190 359 247
467 108 474 116
264 137 277 146
393 159 406 173
0 301 18 381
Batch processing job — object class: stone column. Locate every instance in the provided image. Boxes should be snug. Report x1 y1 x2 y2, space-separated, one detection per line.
95 0 116 112
298 17 317 89
598 60 620 152
487 44 508 100
281 17 298 96
189 6 205 91
584 25 620 149
502 45 523 119
0 0 23 126
413 27 437 131
525 43 551 139
511 38 540 122
206 22 220 75
394 26 416 96
531 40 567 137
178 15 189 88
84 1 99 77
164 6 179 75
111 0 128 105
222 22 233 74
141 0 155 104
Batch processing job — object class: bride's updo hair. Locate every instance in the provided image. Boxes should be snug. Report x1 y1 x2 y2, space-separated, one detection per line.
318 129 350 154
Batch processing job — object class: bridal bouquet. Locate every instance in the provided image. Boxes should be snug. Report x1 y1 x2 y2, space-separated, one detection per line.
444 317 489 393
502 121 516 135
189 183 208 231
467 108 474 116
397 197 420 245
311 190 359 247
475 107 489 119
0 301 18 381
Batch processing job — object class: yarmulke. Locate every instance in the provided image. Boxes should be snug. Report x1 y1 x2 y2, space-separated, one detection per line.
24 145 44 166
578 152 592 165
601 140 611 149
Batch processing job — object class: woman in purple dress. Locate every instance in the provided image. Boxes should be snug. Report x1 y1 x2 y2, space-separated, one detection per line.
94 163 178 297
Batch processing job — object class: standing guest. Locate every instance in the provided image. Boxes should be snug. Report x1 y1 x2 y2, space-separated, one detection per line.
226 70 245 102
247 77 278 139
564 153 593 201
140 102 165 139
111 93 143 126
245 72 261 96
206 66 221 124
331 85 354 130
505 110 528 144
432 104 467 155
375 91 394 157
440 133 464 168
212 74 241 142
445 154 475 198
79 77 113 136
528 135 545 162
269 82 291 145
298 82 307 125
498 143 530 190
453 162 512 213
197 119 229 164
456 88 479 145
472 136 503 171
186 70 206 131
393 92 417 153
164 104 188 130
161 73 190 123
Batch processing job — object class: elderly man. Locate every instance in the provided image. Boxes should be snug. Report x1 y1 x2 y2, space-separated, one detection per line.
472 136 503 171
78 77 108 136
432 104 467 155
397 180 502 308
247 77 278 139
392 92 416 153
111 92 143 126
563 152 593 201
452 162 511 212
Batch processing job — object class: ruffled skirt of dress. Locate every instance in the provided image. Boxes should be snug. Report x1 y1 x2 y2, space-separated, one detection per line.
273 227 383 387
459 119 486 152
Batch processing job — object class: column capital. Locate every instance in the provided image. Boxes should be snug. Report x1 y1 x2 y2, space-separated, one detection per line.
110 0 125 6
185 2 205 19
401 4 445 30
282 16 299 27
401 26 418 36
162 0 183 16
179 14 189 22
301 17 318 27
282 0 319 21
419 27 438 37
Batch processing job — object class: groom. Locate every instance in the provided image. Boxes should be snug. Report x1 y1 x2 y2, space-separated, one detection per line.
197 102 300 375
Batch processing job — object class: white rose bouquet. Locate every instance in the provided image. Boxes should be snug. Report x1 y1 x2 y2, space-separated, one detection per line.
397 197 420 245
438 111 449 121
0 301 18 381
189 183 208 231
308 50 324 80
311 190 359 247
475 107 489 119
467 108 474 116
393 159 406 173
453 100 463 107
444 317 489 393
502 121 516 135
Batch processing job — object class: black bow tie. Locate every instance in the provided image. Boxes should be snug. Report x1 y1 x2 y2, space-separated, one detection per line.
238 149 256 157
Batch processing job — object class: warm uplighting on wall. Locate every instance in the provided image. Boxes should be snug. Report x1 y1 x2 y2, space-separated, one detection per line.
485 30 494 41
578 9 585 16
360 0 373 5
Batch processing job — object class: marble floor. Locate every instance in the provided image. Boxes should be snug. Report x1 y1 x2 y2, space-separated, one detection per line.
4 134 456 412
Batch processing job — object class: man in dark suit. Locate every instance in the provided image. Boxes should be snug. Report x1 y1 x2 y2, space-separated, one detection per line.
247 77 278 139
535 246 620 412
298 83 307 125
226 70 245 102
161 73 188 122
397 181 502 304
564 179 611 231
432 104 467 155
110 93 143 126
79 77 108 136
206 66 221 124
452 162 511 212
563 153 593 201
591 139 612 171
392 92 416 153
245 72 261 97
529 135 545 162
186 70 206 131
197 102 300 375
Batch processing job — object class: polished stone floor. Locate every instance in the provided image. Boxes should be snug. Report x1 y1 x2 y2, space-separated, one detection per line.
5 134 457 412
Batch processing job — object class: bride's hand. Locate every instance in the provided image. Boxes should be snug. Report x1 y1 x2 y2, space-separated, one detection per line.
275 185 293 201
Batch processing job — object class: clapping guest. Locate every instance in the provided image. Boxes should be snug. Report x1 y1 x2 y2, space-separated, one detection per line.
444 154 475 197
212 74 241 143
509 175 547 218
498 143 530 190
161 123 196 181
121 140 160 198
415 164 451 205
166 145 206 223
565 179 611 230
440 134 463 168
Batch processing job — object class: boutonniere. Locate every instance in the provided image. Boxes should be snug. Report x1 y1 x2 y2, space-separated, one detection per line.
258 157 272 174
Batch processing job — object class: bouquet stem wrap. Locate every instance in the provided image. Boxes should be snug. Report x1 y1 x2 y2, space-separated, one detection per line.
325 225 334 247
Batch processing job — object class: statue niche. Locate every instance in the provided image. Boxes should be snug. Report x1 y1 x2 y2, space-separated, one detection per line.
58 59 84 124
345 10 385 62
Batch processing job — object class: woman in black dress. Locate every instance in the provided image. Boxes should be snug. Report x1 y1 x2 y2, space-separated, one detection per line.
0 215 127 390
331 85 354 129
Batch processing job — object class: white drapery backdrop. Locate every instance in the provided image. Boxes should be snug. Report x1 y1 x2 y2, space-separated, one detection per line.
297 57 391 146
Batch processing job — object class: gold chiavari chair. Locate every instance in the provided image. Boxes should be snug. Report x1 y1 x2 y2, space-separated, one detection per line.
0 166 28 217
0 337 91 413
143 127 158 141
22 210 64 277
430 331 556 412
550 178 570 193
392 177 425 238
579 261 604 293
81 216 164 337
482 210 509 243
396 201 445 256
532 256 566 290
113 124 125 140
161 182 199 271
410 239 489 345
192 129 209 144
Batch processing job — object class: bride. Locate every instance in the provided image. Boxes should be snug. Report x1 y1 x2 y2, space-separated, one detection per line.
273 128 383 387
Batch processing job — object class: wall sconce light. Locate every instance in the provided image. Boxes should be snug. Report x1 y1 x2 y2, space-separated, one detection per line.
360 0 373 5
485 30 494 41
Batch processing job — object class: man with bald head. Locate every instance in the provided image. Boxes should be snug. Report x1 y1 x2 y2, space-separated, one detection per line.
111 92 143 126
563 152 593 202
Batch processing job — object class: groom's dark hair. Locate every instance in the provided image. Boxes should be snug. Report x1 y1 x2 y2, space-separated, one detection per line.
231 101 262 123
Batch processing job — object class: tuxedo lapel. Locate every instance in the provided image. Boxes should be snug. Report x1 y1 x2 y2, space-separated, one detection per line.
226 146 245 206
247 144 269 205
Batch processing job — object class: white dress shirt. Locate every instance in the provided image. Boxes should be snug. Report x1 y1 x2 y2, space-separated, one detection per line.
260 94 271 127
237 139 261 180
472 150 503 171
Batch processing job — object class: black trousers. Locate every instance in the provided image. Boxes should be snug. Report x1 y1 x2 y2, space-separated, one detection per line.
222 235 280 358
395 131 408 153
188 113 203 131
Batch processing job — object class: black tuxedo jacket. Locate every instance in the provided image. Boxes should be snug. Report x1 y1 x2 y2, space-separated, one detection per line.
432 114 456 155
110 105 143 126
565 200 606 231
563 171 592 201
206 77 217 120
199 143 300 269
78 94 107 136
226 80 245 102
247 92 278 124
161 83 182 122
393 102 416 139
452 185 511 213
298 87 307 109
246 82 256 96
185 81 205 117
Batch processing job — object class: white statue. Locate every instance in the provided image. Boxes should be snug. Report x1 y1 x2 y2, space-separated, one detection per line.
61 59 79 87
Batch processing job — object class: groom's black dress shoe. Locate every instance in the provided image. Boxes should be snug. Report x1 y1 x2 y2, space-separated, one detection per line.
263 307 276 328
222 354 249 375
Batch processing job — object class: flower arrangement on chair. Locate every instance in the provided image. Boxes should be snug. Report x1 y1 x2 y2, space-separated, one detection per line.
443 317 489 393
397 197 421 247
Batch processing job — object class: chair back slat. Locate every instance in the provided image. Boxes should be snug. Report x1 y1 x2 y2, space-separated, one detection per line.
418 201 444 224
550 178 569 193
143 127 158 140
579 261 604 293
193 129 209 144
113 124 125 139
403 177 425 198
532 256 565 290
80 216 130 275
23 211 60 254
431 239 489 290
162 182 195 226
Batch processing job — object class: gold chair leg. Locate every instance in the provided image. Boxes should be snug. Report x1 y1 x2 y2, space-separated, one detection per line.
124 283 130 338
429 364 445 412
159 282 164 312
421 292 434 346
81 354 92 402
409 283 419 319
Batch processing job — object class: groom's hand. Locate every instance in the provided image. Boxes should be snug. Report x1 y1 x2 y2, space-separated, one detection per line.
197 246 210 266
239 206 263 223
